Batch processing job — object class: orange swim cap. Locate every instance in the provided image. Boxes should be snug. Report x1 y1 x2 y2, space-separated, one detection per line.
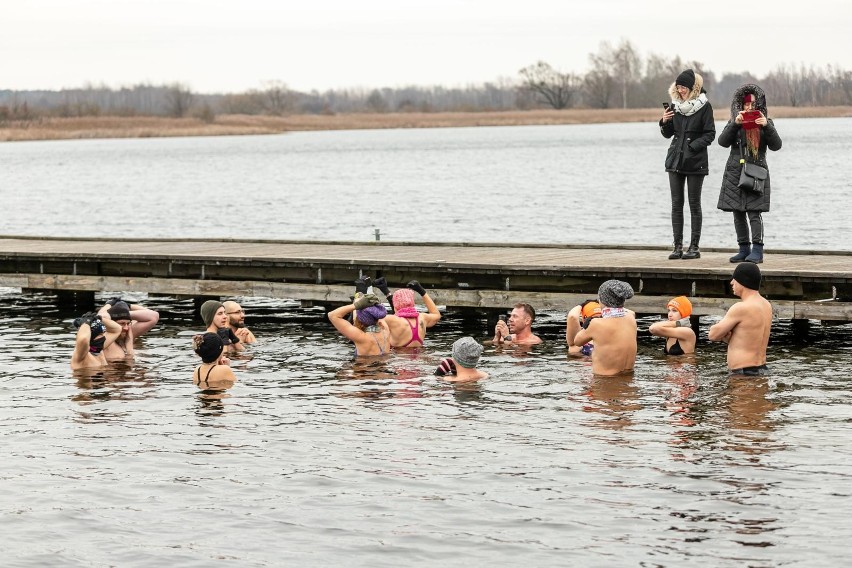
667 296 692 318
581 301 602 319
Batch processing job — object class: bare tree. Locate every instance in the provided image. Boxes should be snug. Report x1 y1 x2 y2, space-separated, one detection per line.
518 61 579 109
585 42 617 108
164 83 194 117
365 89 388 112
261 80 294 115
611 39 641 108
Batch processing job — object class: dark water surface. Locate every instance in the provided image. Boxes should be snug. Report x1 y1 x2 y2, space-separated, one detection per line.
1 289 850 566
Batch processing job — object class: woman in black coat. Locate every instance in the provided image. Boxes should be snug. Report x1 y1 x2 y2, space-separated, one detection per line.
717 84 782 264
660 69 716 260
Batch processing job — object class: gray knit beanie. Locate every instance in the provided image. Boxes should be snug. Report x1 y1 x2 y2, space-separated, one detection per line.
452 337 483 369
598 280 635 308
107 301 131 321
200 300 223 327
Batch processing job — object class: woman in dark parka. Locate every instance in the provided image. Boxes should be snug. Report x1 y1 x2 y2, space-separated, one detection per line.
660 69 716 260
717 84 782 264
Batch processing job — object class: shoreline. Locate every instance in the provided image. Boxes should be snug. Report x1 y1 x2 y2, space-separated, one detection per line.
1 106 850 142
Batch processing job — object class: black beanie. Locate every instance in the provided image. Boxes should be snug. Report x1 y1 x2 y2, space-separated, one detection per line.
194 332 224 363
733 263 762 291
676 69 696 90
107 301 131 322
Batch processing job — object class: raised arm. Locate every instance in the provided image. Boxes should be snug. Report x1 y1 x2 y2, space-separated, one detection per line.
129 305 160 336
328 303 366 343
573 320 595 347
565 305 582 346
421 294 441 326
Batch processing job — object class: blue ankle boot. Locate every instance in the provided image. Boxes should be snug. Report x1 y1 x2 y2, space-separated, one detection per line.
745 243 764 264
729 243 751 263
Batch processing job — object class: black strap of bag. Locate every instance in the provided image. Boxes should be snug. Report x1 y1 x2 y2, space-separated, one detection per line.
737 133 767 194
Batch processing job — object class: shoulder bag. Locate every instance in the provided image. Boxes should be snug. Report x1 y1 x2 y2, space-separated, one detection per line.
737 138 767 195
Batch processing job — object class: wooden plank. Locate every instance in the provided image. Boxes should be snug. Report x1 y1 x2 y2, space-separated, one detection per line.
3 272 852 321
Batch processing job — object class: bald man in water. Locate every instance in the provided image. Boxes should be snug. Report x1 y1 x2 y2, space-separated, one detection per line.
223 300 256 344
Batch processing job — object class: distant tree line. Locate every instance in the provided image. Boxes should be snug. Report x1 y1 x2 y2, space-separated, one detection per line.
2 40 850 124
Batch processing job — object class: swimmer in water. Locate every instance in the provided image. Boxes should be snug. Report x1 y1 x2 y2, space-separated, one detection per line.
328 292 391 358
223 300 256 345
434 337 488 382
200 300 244 355
70 312 122 370
492 303 542 345
566 300 601 356
649 296 697 355
708 263 772 376
192 332 236 390
97 297 160 360
370 277 441 348
572 280 637 376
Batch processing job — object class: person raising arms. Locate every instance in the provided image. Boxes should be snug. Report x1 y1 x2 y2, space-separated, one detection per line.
328 293 391 358
566 300 601 356
371 277 441 348
70 312 122 370
97 297 160 360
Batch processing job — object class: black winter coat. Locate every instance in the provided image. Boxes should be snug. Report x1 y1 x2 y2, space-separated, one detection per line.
660 102 716 176
716 84 783 212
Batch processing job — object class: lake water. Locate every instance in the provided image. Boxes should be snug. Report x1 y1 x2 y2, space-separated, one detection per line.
2 118 851 248
1 120 851 566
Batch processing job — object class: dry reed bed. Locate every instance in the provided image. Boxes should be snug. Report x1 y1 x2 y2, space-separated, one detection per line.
2 107 849 142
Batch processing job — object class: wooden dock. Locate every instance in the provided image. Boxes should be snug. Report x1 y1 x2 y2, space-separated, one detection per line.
0 236 850 321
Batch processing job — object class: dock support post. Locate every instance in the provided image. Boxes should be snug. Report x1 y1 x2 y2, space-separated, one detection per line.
690 315 700 336
792 318 810 343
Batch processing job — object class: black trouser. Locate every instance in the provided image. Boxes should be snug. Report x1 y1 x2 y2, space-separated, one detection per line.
733 210 764 245
668 172 703 244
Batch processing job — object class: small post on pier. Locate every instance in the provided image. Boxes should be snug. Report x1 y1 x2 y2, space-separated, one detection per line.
374 228 381 242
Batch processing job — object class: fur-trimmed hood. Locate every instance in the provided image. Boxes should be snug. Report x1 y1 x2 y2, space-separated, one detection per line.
668 72 705 102
730 83 768 119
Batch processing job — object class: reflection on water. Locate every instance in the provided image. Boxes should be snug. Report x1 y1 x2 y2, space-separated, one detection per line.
582 373 641 431
1 290 851 565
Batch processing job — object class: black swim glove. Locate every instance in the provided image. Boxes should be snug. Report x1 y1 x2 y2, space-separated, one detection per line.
216 327 234 345
407 280 427 296
73 311 99 328
354 276 371 294
106 296 122 306
373 277 391 296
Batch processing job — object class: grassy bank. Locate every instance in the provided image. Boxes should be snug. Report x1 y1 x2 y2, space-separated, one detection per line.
2 106 850 142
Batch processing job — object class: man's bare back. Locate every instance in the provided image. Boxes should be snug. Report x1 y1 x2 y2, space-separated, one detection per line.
709 264 772 372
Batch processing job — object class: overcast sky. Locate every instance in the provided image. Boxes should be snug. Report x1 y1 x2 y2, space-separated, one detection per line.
3 0 850 93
